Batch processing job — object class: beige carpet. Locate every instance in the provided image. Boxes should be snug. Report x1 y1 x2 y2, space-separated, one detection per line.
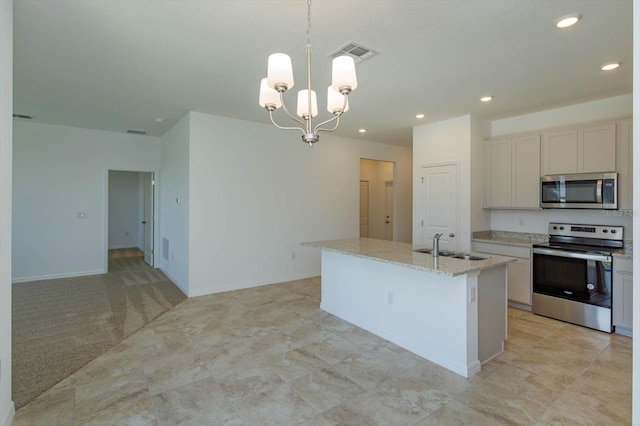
12 254 187 409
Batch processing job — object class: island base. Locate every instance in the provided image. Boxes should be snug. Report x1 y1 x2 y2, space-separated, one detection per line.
319 250 507 378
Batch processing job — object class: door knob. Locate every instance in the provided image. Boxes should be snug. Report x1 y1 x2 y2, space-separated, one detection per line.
449 233 455 238
385 221 390 224
142 221 147 224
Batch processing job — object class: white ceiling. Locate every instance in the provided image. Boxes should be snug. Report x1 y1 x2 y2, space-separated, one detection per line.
13 0 632 148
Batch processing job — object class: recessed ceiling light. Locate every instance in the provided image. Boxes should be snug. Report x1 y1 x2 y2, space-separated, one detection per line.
556 14 581 28
480 96 493 102
416 114 425 119
601 62 621 71
154 117 164 123
358 129 367 133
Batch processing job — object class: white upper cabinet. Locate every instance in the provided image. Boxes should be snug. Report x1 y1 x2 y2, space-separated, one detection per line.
484 138 512 208
483 134 540 209
512 135 541 208
541 129 578 175
579 123 616 173
542 122 616 176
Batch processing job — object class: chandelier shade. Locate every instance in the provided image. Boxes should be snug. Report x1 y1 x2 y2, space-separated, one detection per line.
327 86 348 113
331 56 358 93
297 90 318 118
258 78 282 110
258 0 357 146
267 53 294 91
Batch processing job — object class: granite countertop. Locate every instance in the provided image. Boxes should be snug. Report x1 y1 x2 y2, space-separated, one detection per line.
614 249 633 260
614 242 633 260
472 230 547 247
302 238 515 277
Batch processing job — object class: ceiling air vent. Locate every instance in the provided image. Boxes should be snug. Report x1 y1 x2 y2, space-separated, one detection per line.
329 42 378 64
13 114 33 120
127 129 147 135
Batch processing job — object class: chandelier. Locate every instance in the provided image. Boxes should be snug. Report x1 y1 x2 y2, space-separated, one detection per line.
258 0 358 147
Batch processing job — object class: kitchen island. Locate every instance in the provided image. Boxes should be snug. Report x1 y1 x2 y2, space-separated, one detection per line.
303 238 515 378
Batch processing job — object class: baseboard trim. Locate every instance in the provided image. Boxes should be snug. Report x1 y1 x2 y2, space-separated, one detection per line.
157 267 188 296
108 244 141 250
12 269 104 284
1 400 15 426
187 272 320 298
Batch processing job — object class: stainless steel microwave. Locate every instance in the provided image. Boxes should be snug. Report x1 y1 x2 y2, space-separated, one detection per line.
540 172 617 209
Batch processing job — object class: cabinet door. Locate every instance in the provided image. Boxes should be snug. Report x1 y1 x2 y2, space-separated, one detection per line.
616 119 633 210
512 134 541 208
507 259 532 305
578 123 616 172
541 129 578 175
613 271 633 330
484 138 512 208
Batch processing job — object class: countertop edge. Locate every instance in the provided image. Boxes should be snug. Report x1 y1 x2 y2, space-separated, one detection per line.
303 240 516 277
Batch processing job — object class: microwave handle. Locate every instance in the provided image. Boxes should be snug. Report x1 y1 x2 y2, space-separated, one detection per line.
596 179 602 204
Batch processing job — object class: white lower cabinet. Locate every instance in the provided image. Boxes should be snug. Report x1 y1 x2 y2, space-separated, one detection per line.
613 257 633 336
474 242 532 306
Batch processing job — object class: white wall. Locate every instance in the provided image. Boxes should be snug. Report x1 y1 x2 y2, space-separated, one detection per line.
413 115 474 252
12 122 161 282
0 1 13 424
491 94 632 138
488 95 633 235
187 112 412 297
158 114 190 294
108 171 141 249
360 159 394 240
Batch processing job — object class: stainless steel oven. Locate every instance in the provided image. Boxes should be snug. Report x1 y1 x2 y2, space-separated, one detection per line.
532 223 623 332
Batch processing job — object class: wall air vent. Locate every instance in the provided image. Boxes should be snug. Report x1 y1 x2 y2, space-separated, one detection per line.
13 114 33 120
329 42 378 64
127 129 147 135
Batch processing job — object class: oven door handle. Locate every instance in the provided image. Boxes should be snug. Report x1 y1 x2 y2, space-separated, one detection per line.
533 247 611 262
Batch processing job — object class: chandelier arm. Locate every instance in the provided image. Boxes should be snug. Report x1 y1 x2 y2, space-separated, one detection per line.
313 94 347 133
268 110 305 134
315 115 342 134
279 92 307 128
313 113 341 133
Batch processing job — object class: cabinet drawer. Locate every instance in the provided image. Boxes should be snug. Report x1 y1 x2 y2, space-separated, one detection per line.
474 242 531 259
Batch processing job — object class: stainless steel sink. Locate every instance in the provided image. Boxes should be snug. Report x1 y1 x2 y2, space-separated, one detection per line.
413 249 457 256
451 254 489 261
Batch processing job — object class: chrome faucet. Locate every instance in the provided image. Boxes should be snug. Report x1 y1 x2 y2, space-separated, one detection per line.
432 233 443 257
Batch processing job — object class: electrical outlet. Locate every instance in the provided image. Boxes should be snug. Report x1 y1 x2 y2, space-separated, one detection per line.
125 231 129 236
291 252 296 260
518 218 525 226
387 291 394 304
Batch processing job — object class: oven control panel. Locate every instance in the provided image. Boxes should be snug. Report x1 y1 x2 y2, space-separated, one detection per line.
548 223 624 241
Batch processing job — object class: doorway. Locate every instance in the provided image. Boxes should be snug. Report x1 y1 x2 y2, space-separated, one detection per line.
107 170 155 269
359 159 395 241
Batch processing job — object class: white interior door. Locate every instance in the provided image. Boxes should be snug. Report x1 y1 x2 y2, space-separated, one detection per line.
420 164 458 250
359 180 369 237
143 173 154 266
384 181 393 241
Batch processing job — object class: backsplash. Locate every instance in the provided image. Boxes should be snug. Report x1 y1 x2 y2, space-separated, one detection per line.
489 209 633 235
473 230 548 243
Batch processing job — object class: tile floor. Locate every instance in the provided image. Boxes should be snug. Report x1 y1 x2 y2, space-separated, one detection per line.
12 277 632 425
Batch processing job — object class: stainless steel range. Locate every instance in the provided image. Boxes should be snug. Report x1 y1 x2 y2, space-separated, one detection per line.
532 223 623 333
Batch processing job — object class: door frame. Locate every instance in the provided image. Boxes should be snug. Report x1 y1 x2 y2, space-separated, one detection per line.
103 168 160 272
384 179 394 241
